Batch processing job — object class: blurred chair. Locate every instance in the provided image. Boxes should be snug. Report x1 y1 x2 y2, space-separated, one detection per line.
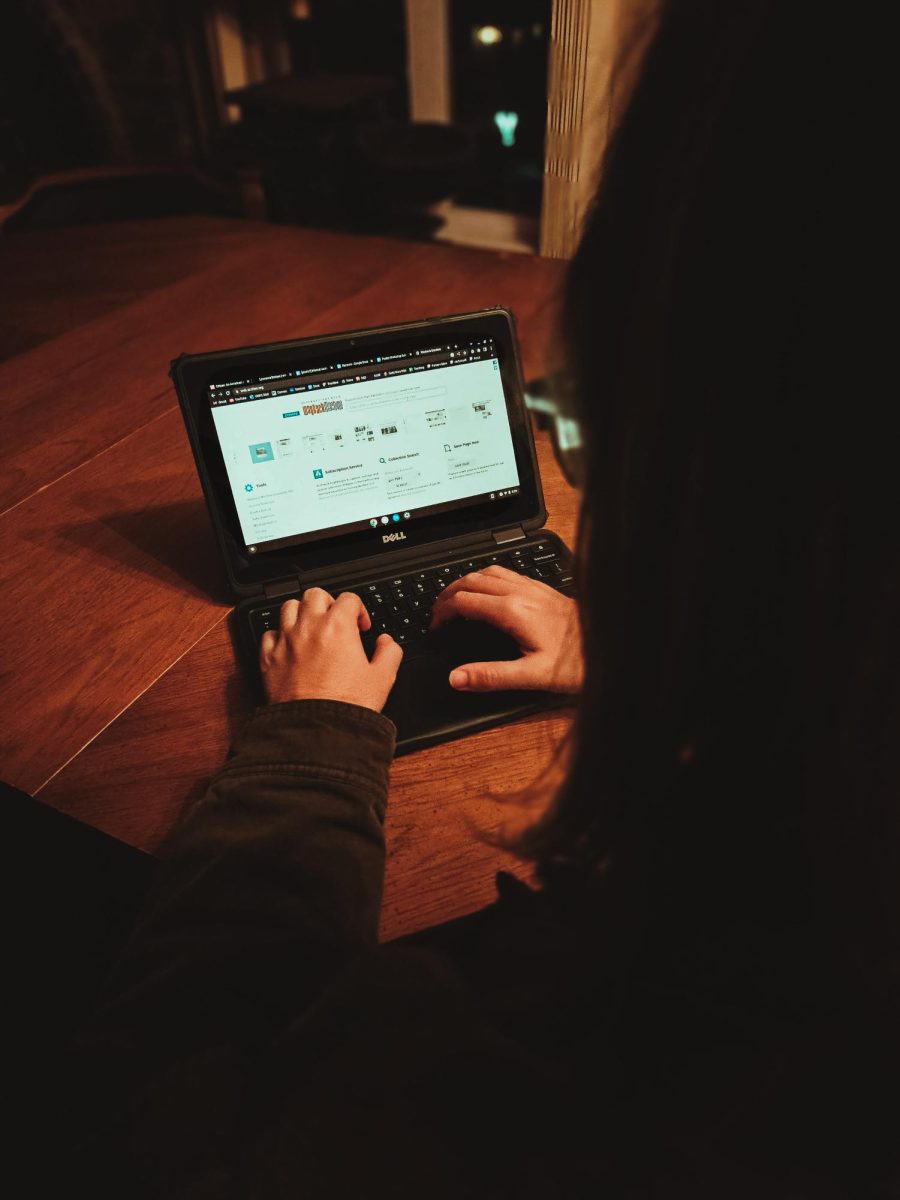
226 73 395 229
355 120 476 238
0 165 241 234
225 72 475 240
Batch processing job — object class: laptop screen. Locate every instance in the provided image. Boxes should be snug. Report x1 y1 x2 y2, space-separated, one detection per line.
208 334 522 556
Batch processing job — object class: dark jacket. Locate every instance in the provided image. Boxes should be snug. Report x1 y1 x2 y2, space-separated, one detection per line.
72 701 897 1199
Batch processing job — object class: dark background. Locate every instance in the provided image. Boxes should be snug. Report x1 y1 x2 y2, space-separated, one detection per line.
0 0 550 235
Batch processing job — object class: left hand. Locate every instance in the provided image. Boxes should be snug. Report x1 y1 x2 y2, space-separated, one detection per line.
260 588 403 712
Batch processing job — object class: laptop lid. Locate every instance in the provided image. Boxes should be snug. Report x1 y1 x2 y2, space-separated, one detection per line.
172 307 547 598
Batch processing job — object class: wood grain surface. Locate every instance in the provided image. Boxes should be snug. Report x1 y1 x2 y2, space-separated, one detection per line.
0 216 577 940
0 215 264 362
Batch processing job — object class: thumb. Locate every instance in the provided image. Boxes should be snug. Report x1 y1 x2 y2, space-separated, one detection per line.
371 632 404 680
448 657 537 692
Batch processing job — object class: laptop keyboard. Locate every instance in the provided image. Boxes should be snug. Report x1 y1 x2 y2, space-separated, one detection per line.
248 540 574 658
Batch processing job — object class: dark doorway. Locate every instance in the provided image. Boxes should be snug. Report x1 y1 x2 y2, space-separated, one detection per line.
450 0 551 215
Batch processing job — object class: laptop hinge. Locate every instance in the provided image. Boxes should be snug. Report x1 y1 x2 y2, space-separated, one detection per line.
264 577 302 600
492 525 526 545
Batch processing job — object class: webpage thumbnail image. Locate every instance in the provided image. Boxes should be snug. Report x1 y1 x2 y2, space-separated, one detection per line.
212 358 521 547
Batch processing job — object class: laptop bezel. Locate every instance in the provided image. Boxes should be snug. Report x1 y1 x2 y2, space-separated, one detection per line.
172 307 548 598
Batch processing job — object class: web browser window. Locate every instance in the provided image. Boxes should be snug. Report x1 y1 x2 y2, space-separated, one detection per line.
209 337 521 554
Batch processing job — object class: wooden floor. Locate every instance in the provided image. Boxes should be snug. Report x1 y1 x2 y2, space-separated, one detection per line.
0 215 577 941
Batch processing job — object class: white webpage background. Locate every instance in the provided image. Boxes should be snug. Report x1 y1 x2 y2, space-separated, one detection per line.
211 359 521 546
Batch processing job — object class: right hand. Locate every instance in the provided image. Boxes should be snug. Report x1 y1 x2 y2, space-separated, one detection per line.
430 565 583 694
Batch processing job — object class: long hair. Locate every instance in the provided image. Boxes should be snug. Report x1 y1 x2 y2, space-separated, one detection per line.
521 2 898 993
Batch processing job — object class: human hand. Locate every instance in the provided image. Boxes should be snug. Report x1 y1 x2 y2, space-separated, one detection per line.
429 566 583 693
260 588 403 712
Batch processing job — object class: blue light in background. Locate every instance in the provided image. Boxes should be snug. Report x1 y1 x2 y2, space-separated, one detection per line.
494 111 519 148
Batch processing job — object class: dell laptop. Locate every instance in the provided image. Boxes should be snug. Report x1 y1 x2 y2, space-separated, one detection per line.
172 307 575 753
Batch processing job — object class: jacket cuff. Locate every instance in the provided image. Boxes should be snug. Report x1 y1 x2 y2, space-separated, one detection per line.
225 699 396 807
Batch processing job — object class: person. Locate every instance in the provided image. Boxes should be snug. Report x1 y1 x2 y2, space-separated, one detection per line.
72 2 897 1195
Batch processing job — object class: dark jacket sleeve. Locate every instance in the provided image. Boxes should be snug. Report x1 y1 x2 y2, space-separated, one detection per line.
73 698 395 1193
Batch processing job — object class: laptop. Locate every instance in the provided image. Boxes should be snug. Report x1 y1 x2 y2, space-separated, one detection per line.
172 307 576 754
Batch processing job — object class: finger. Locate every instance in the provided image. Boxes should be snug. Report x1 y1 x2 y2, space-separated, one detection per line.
371 632 403 680
259 629 277 667
448 657 537 692
480 564 522 579
279 598 300 632
437 571 513 604
430 589 513 630
300 586 334 615
436 564 537 608
333 590 371 631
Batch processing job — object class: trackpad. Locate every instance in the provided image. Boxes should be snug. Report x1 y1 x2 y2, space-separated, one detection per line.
384 622 530 744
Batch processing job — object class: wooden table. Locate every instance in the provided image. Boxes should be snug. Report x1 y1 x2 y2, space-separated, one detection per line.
0 216 576 941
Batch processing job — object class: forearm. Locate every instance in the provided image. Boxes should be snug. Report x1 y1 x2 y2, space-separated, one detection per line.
94 699 395 1043
70 700 395 1192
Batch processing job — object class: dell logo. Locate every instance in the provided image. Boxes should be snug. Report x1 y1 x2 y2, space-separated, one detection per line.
382 531 407 544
